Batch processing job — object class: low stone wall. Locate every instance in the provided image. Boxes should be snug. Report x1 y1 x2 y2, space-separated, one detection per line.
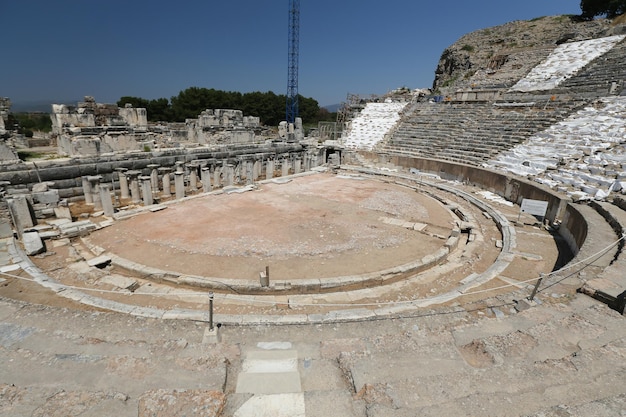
363 151 587 255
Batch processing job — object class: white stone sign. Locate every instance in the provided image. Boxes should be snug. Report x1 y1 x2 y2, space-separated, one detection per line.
520 198 549 217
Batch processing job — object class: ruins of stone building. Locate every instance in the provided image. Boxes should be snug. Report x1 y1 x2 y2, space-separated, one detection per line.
51 98 273 155
51 96 149 156
0 97 10 136
0 97 20 164
278 117 304 141
185 109 262 145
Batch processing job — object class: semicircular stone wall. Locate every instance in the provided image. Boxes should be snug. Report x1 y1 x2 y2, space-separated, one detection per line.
358 151 588 257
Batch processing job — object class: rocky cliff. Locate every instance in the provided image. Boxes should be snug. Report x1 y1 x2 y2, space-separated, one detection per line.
432 15 625 94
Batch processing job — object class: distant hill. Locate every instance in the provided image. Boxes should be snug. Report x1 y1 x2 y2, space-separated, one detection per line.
323 103 340 113
10 99 79 113
433 15 614 93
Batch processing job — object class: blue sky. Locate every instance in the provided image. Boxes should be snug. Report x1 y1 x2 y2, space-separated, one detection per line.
2 1 582 108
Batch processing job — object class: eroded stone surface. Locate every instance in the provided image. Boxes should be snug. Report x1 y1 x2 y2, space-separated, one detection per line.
137 389 225 417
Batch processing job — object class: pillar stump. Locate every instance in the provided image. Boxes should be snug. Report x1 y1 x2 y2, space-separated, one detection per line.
140 176 153 206
175 171 185 200
147 164 160 194
99 184 115 217
82 176 93 205
127 170 142 204
87 175 103 210
159 167 172 197
115 168 130 199
201 167 212 192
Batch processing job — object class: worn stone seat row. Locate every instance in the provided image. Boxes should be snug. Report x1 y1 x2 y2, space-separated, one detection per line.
381 99 581 165
579 199 626 314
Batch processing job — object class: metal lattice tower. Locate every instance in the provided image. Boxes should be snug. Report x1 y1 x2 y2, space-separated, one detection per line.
286 0 300 125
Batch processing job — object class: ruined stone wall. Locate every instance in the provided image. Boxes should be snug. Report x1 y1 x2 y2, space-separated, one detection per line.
186 109 261 145
0 97 10 134
0 143 19 163
58 134 143 156
118 107 148 129
50 104 95 134
51 98 149 156
0 143 311 201
361 151 585 255
243 116 260 128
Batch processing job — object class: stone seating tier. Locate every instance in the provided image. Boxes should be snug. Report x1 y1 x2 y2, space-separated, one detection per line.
381 99 583 165
485 96 626 200
551 38 626 95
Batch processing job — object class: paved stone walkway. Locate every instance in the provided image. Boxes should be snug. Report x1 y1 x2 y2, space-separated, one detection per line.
234 342 305 417
2 283 625 416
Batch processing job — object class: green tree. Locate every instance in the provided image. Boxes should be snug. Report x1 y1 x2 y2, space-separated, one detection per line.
297 95 320 124
170 87 220 120
147 98 173 122
117 87 331 125
117 96 149 109
580 0 626 19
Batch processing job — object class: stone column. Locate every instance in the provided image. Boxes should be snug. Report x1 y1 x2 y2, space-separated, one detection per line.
221 161 229 187
7 196 35 235
82 176 93 205
213 165 221 189
310 151 319 168
99 184 115 217
115 168 129 199
281 158 290 177
294 158 302 174
303 154 310 171
175 161 184 173
175 171 185 200
147 164 160 194
253 161 261 181
87 175 103 210
225 165 234 186
127 170 142 204
201 167 212 192
140 176 153 206
246 160 254 185
159 167 172 197
266 160 274 180
188 163 198 191
234 162 242 185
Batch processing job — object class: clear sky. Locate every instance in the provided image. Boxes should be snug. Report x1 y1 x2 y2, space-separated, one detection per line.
1 1 582 108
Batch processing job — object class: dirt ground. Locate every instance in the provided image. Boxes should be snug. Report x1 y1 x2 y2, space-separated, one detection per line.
91 174 455 280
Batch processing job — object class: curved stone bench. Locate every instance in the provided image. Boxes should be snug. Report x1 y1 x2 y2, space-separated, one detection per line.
579 201 626 314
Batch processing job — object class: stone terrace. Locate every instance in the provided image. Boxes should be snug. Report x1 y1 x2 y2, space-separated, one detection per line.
381 98 584 166
509 35 625 93
553 36 626 96
380 33 626 197
484 96 626 200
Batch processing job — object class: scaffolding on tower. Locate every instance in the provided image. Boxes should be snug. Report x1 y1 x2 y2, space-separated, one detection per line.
286 0 300 129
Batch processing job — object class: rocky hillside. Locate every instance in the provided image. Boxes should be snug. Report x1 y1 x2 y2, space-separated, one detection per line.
433 15 625 93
